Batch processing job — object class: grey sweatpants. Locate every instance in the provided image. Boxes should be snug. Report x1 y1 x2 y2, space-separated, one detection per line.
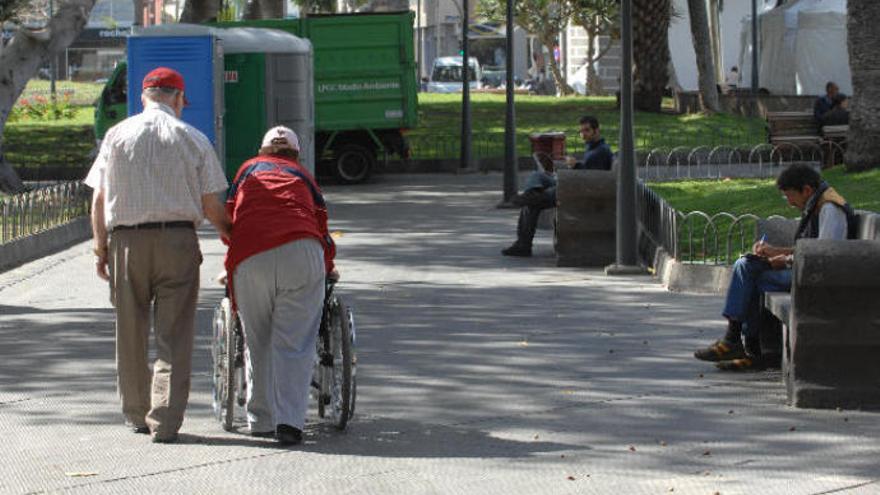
233 239 325 431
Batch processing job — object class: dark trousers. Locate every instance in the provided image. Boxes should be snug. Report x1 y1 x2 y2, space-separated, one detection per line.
514 188 556 249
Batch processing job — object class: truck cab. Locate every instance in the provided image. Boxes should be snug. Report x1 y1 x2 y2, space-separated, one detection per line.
94 62 128 147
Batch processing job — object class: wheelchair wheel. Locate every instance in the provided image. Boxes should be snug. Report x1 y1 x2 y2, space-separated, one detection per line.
318 296 356 430
212 298 236 431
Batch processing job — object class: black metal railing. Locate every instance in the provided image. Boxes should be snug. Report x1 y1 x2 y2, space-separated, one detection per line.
1 181 91 244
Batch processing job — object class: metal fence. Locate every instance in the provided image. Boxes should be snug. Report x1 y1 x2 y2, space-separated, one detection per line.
1 181 91 244
637 181 792 265
638 140 843 182
406 122 768 161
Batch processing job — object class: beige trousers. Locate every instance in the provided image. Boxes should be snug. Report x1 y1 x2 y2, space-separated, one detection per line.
108 227 201 436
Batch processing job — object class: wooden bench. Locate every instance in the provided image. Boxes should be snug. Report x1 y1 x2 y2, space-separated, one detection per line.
761 210 880 409
820 125 848 168
766 111 820 146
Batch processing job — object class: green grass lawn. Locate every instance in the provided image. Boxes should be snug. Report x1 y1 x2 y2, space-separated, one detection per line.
649 166 880 217
4 109 94 170
647 167 880 264
412 93 767 157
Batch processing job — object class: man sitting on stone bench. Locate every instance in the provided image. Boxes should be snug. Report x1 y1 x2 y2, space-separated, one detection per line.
502 115 613 257
694 164 856 371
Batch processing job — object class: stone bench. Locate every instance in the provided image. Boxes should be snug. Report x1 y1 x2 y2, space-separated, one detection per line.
760 210 880 409
553 167 617 267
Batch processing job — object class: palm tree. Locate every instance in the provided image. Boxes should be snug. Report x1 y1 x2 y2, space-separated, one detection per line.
632 0 671 112
844 0 880 171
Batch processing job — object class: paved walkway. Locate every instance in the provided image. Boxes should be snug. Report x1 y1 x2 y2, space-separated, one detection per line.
1 173 878 494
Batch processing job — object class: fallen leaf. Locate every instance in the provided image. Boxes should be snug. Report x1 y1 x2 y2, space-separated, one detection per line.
330 231 344 239
65 472 98 478
560 454 566 458
518 341 529 347
660 441 668 447
668 489 675 493
533 434 539 440
567 476 576 481
629 445 637 452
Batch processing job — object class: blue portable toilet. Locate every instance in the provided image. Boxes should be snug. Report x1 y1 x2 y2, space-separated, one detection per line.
126 33 224 163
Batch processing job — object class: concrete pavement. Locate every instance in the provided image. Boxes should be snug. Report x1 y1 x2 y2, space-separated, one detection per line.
1 173 878 494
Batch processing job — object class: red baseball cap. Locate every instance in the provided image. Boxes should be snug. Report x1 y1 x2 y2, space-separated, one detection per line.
142 67 188 105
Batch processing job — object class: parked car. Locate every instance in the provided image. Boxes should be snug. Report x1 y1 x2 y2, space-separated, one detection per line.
426 57 481 93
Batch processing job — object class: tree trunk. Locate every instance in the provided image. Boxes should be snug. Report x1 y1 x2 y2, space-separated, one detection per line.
585 27 604 95
540 35 574 96
132 0 145 25
0 0 97 193
632 0 671 112
243 0 284 19
686 0 720 113
845 0 880 172
179 0 219 23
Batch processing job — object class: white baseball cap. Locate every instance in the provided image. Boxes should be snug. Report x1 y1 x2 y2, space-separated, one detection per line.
261 126 300 151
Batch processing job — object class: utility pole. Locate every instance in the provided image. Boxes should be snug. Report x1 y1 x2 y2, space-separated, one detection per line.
459 0 472 170
605 0 644 276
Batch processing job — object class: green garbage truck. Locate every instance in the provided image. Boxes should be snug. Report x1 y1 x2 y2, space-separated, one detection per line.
94 11 418 184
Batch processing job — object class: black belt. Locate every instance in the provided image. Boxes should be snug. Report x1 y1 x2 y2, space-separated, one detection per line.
112 221 194 232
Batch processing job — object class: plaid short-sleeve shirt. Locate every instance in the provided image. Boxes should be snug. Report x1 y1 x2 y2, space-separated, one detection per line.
84 101 228 229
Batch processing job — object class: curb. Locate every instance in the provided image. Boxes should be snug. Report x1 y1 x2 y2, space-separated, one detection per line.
653 247 732 295
0 217 92 273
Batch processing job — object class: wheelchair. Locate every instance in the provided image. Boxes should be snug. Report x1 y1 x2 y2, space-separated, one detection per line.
212 278 357 432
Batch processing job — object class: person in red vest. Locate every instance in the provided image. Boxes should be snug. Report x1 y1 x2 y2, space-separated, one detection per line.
224 126 337 445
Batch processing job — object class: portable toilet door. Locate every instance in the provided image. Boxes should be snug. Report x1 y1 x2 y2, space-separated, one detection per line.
218 28 314 176
127 29 225 169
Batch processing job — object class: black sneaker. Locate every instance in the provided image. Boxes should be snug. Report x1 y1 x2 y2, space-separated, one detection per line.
502 244 532 257
275 424 302 446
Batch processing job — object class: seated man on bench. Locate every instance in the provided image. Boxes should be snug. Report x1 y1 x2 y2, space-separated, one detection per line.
502 115 613 257
693 164 856 371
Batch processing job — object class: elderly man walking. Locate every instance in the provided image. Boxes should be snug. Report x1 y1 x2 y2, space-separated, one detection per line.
85 67 231 443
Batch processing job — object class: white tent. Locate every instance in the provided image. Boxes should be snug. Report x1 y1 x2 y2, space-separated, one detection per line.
739 0 851 95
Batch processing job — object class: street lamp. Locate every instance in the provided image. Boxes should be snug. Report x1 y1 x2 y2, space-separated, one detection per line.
460 0 473 170
501 0 518 205
605 0 643 275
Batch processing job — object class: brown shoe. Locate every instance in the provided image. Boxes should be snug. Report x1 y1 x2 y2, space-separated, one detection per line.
694 340 746 362
716 356 766 372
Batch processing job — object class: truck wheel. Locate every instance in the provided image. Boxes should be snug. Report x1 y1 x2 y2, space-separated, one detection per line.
334 144 375 184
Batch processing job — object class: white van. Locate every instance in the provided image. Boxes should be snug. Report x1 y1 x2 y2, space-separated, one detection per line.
427 56 482 93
